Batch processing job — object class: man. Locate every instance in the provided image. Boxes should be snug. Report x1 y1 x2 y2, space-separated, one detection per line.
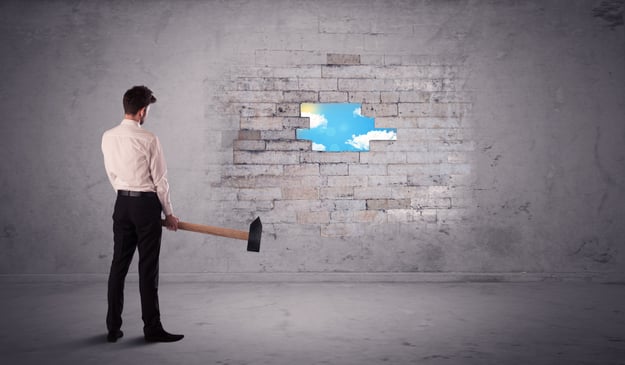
101 85 183 343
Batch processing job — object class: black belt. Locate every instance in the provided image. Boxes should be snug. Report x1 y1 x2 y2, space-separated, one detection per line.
118 190 157 198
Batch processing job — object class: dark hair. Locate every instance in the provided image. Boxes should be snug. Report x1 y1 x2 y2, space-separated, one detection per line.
123 85 157 115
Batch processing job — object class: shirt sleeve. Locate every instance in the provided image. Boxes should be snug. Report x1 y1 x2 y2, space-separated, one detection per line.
149 136 174 216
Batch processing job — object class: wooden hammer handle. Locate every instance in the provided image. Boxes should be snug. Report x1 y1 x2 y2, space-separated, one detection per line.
162 220 249 241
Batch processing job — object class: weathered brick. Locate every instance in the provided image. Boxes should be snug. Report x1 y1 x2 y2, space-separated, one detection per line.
255 50 325 66
327 53 361 65
361 103 398 117
239 103 275 117
412 197 452 209
330 210 354 222
284 164 320 176
273 65 322 78
233 140 266 151
332 200 367 211
348 164 387 176
266 140 312 151
282 186 319 200
366 199 411 210
276 103 301 116
339 78 413 91
398 102 472 117
222 164 284 177
400 128 465 141
320 163 348 175
321 223 360 237
320 186 354 200
348 91 380 103
387 209 417 223
353 210 387 223
237 188 282 201
297 211 330 224
319 91 348 102
283 90 318 103
301 152 360 163
359 151 406 164
298 78 338 91
260 129 296 140
354 187 393 199
240 117 285 130
368 175 407 186
273 78 299 90
225 90 284 103
327 176 368 187
233 150 300 165
238 130 261 140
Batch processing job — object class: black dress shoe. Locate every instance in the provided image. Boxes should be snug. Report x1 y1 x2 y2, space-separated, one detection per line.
107 330 123 343
144 329 184 343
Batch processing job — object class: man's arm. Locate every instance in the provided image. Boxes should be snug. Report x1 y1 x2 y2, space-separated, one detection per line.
150 136 178 231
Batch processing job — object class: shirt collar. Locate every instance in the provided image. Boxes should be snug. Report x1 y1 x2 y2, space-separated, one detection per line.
121 119 141 127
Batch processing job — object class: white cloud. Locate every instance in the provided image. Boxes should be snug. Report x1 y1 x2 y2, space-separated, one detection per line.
312 142 327 151
302 111 328 129
345 130 397 150
353 107 362 117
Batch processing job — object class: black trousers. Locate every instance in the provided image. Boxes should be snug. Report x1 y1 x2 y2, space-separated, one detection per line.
106 193 163 334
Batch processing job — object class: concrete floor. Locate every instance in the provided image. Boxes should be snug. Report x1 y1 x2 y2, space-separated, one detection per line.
1 280 624 365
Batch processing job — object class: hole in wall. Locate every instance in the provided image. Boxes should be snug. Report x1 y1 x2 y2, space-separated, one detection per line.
296 103 397 152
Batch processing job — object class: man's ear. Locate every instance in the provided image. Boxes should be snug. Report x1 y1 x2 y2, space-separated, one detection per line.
139 106 147 117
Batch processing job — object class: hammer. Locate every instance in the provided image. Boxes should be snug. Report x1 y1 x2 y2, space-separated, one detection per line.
161 217 262 252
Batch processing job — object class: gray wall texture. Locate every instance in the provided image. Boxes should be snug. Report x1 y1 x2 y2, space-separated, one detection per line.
0 0 623 275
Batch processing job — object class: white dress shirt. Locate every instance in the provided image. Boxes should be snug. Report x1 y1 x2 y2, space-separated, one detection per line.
102 119 174 216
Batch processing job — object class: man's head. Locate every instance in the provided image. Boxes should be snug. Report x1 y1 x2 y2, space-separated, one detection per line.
123 85 156 124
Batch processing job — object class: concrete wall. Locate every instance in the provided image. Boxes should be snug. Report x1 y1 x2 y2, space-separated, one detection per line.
0 0 623 275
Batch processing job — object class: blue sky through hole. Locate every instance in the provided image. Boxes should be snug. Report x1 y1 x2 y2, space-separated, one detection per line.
296 103 397 152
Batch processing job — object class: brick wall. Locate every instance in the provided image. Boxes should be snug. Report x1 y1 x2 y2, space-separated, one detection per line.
215 52 474 244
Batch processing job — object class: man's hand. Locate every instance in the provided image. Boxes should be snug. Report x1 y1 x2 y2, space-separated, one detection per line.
164 214 179 231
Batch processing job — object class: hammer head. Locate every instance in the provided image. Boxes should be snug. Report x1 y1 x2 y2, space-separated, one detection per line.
247 217 262 252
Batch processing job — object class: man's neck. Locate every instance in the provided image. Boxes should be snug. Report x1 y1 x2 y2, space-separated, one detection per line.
124 114 141 122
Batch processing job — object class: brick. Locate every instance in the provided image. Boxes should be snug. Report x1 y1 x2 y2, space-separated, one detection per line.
369 140 429 153
301 152 360 163
266 140 311 151
431 91 474 103
233 140 266 151
319 91 348 102
297 211 330 224
237 130 261 140
255 50 325 66
298 78 338 91
332 200 367 211
366 199 411 210
417 117 463 129
273 66 322 78
368 175 407 186
283 90 318 103
222 164 283 177
237 188 282 201
353 210 387 223
260 129 297 140
427 140 475 152
282 187 319 200
339 78 413 91
235 77 274 91
361 103 398 117
348 164 387 176
398 103 472 117
239 103 275 117
320 186 354 200
240 117 285 130
413 79 444 92
330 210 354 222
225 90 283 103
276 103 301 116
354 187 393 199
359 151 406 164
284 164 320 176
320 163 348 175
327 53 361 65
381 91 431 103
412 197 452 209
233 151 300 165
348 91 380 103
387 209 417 223
321 223 360 238
405 152 448 164
327 176 368 187
407 174 451 186
273 78 299 90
